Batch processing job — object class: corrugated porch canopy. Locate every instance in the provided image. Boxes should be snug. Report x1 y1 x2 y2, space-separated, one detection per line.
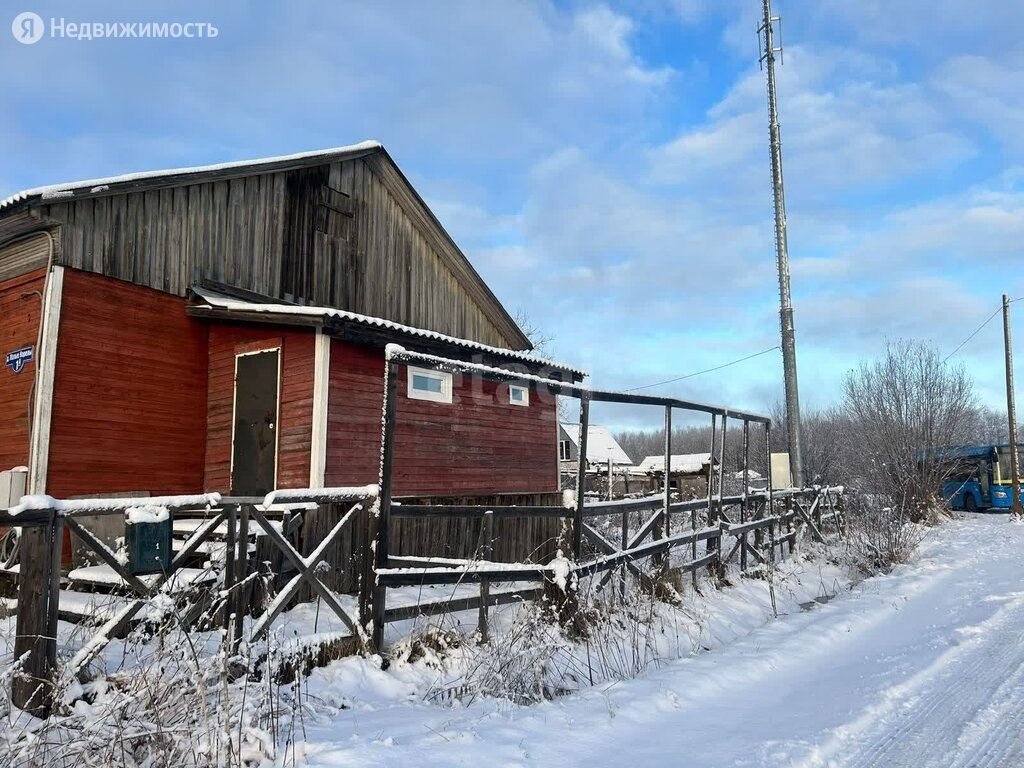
188 287 585 380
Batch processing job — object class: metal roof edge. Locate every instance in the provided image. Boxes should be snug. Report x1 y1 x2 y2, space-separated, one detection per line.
0 141 385 213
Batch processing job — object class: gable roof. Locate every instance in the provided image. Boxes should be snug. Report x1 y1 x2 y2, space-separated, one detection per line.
0 141 384 212
636 453 714 474
560 424 632 466
0 142 531 349
191 288 585 379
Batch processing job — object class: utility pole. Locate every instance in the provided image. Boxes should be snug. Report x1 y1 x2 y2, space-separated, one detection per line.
759 0 803 488
1002 294 1023 519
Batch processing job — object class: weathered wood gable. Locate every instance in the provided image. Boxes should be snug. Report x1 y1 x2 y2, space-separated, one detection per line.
0 149 527 349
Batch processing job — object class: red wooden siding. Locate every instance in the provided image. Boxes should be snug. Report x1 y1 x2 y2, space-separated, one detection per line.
204 325 314 492
46 270 208 497
0 268 46 470
325 339 558 495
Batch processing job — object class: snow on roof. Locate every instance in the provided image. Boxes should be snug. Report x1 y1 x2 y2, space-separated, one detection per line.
0 141 383 212
560 423 632 466
194 288 585 376
731 469 764 480
636 453 713 474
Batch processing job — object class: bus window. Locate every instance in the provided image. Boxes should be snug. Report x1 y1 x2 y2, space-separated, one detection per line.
996 448 1013 485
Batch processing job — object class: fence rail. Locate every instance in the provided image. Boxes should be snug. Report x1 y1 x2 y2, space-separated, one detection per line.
2 345 847 717
1 488 378 716
369 345 844 648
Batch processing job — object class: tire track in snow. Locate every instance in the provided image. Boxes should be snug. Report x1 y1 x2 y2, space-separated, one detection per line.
809 594 1024 768
947 638 1024 768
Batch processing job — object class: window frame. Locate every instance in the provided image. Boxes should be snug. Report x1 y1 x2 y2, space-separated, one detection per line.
407 365 453 404
559 439 572 461
508 384 530 407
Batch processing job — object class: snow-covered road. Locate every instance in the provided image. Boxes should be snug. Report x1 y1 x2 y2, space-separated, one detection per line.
303 515 1024 767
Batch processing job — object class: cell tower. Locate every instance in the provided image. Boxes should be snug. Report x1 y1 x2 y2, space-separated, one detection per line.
758 0 803 487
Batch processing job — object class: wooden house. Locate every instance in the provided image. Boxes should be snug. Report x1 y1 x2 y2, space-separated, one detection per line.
0 142 583 504
557 423 635 496
636 453 716 496
557 423 632 473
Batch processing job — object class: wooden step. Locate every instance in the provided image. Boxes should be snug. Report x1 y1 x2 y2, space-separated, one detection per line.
68 564 217 593
172 517 284 539
57 589 133 623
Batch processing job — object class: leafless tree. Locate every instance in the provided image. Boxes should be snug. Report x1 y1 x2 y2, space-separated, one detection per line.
841 339 977 522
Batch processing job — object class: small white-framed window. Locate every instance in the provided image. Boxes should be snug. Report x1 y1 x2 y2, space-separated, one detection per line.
509 384 529 407
407 365 453 404
559 439 572 461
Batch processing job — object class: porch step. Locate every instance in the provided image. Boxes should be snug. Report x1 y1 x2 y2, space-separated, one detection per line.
172 517 284 539
57 589 133 624
68 564 217 593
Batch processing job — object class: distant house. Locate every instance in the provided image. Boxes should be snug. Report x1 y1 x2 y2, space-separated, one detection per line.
558 423 632 472
0 142 584 502
636 453 716 493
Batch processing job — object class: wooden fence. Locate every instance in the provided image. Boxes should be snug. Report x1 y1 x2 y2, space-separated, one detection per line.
363 346 844 648
2 346 846 716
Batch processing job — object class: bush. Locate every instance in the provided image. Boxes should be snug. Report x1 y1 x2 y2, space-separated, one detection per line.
844 491 929 574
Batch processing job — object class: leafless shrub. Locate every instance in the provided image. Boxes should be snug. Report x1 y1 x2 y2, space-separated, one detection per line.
0 583 311 768
421 575 696 708
842 340 977 522
844 491 928 574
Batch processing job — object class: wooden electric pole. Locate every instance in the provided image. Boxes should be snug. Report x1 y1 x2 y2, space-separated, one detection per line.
1003 294 1023 520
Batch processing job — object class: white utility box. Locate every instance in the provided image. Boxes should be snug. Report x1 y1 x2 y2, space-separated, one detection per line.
0 469 28 509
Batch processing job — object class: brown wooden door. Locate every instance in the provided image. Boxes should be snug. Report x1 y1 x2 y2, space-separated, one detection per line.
231 349 280 496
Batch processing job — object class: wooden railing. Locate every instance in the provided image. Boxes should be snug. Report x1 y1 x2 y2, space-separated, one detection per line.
367 345 843 648
2 348 847 717
0 487 378 717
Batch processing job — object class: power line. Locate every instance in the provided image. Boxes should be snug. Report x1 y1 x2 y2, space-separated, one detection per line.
627 345 781 392
943 297 1024 364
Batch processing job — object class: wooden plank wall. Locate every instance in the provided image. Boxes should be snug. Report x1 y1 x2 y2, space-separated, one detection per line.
34 156 523 350
0 268 46 470
204 324 315 493
324 338 559 496
46 270 208 497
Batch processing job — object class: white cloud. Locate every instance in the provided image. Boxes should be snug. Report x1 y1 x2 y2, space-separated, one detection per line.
649 46 975 199
935 54 1024 156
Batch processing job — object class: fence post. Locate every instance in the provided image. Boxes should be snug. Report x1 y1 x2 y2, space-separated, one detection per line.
620 507 628 602
478 510 493 642
232 503 250 654
656 405 671 577
714 415 728 573
223 504 237 637
741 420 750 572
572 394 590 559
12 509 62 717
705 414 716 559
741 420 750 524
371 358 400 653
788 495 797 556
663 406 672 538
765 422 775 552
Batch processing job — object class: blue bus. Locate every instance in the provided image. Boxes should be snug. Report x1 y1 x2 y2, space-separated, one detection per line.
934 445 1019 512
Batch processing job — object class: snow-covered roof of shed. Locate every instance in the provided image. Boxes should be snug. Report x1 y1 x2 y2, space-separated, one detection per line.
0 141 383 212
560 423 632 466
193 288 585 376
636 453 714 474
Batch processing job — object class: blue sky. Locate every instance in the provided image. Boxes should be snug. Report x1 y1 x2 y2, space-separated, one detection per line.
2 1 1022 430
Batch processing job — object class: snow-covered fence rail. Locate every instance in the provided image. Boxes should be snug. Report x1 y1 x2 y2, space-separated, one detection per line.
369 346 845 648
372 486 843 639
0 493 221 716
0 486 378 717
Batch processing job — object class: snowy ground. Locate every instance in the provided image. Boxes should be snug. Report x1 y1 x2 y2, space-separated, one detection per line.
293 513 1024 768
